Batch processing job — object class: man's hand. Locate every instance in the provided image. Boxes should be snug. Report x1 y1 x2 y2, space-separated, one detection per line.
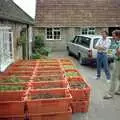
96 46 105 50
116 48 120 56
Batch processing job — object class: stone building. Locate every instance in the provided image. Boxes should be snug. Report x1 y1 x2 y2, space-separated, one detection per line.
35 0 120 51
0 0 34 72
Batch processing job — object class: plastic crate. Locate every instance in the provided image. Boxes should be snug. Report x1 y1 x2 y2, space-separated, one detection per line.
8 67 35 71
28 107 72 120
68 77 91 101
60 58 72 62
36 69 62 73
32 75 65 82
29 80 69 90
63 65 76 70
71 101 89 113
0 83 28 90
26 89 72 114
0 115 25 120
3 71 33 76
38 64 60 67
60 59 74 66
37 67 61 71
64 69 81 78
12 64 36 67
0 76 31 84
35 71 63 76
0 91 25 116
38 59 58 63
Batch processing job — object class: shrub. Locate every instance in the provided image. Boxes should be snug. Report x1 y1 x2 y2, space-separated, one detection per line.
32 34 51 59
31 52 42 59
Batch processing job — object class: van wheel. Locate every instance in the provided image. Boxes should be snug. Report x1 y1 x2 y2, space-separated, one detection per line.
78 54 84 65
67 48 72 56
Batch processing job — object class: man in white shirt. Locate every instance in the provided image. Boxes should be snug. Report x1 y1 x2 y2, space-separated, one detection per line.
95 31 111 82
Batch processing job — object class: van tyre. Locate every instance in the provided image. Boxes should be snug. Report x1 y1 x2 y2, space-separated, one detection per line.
67 48 72 56
78 55 84 65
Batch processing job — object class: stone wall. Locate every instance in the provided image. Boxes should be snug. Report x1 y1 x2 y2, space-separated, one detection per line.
0 20 30 61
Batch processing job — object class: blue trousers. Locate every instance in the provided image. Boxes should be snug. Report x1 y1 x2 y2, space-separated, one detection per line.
97 52 111 80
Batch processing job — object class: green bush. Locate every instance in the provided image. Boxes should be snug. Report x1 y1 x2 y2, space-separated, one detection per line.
35 47 51 56
34 35 44 48
32 34 51 59
31 52 42 59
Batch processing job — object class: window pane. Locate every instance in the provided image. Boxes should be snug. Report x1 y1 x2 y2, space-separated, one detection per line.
82 28 88 35
72 36 78 43
88 27 95 35
54 31 60 39
76 36 82 45
54 28 60 39
89 28 95 30
54 28 60 30
46 28 61 40
81 37 91 48
47 28 52 39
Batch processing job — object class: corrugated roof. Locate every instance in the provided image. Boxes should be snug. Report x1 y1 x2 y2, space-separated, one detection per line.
0 0 34 25
35 0 120 27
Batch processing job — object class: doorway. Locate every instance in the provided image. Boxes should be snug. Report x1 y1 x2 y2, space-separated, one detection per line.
108 27 120 36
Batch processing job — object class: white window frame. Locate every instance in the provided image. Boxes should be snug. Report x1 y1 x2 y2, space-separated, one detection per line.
46 28 61 40
81 27 96 35
0 27 14 72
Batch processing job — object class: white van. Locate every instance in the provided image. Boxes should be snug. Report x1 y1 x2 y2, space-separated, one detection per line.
67 35 114 65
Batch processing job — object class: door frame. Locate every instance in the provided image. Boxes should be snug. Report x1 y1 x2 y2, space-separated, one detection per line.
0 27 14 72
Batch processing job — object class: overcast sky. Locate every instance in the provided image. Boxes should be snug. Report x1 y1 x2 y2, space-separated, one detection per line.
13 0 36 18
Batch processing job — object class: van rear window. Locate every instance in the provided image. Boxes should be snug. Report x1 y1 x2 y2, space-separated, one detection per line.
93 38 100 49
81 37 91 48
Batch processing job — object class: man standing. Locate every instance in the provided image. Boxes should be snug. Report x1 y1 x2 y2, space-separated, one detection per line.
95 31 111 82
104 30 120 99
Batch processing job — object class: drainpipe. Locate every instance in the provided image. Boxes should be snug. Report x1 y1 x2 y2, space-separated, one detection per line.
26 24 29 60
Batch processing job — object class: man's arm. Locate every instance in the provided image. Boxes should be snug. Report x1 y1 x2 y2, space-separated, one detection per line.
95 39 111 51
116 42 120 56
104 39 111 49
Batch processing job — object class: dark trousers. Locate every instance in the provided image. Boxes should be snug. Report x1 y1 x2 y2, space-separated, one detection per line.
97 52 111 80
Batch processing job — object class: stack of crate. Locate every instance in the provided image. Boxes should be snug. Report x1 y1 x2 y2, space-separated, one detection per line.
0 59 91 120
59 59 91 113
0 60 37 120
25 59 72 120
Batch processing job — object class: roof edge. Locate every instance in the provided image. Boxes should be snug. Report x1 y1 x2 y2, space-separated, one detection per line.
12 0 34 25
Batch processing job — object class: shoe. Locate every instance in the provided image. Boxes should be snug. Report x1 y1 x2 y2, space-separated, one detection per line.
103 94 113 99
106 80 111 83
95 77 100 80
115 91 120 95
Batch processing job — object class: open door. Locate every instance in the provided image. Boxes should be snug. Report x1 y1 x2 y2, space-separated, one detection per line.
108 27 120 36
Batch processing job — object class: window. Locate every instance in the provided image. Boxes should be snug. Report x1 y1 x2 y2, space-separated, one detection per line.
46 28 61 40
82 28 88 35
81 37 91 48
76 36 82 45
72 36 78 43
81 27 96 35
